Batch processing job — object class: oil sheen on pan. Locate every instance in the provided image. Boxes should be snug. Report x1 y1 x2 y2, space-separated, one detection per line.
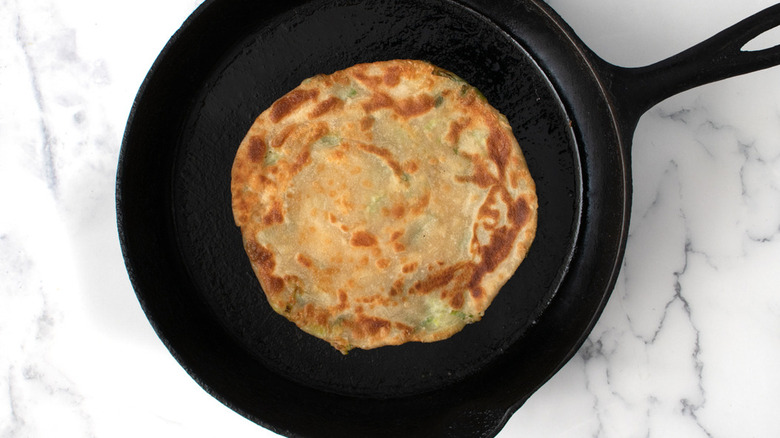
231 59 538 354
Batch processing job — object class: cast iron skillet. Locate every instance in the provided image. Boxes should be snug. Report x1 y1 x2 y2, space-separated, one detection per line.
117 0 780 436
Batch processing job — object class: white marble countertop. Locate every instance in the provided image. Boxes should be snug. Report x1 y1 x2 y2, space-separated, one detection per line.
2 0 779 436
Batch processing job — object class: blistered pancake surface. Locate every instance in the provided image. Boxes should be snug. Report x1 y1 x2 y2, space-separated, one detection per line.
231 60 537 353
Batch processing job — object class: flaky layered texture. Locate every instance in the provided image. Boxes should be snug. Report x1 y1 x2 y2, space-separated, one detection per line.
231 60 537 353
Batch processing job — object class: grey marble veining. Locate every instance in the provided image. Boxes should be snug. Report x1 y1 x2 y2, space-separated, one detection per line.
1 0 780 437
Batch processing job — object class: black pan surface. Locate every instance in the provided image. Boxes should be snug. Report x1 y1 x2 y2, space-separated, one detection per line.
117 0 780 436
171 0 579 398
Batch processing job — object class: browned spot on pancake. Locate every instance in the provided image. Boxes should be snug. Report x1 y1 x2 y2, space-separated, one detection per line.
308 122 331 143
328 213 338 223
478 203 500 226
404 160 419 174
320 74 335 86
340 224 349 232
266 276 285 296
356 294 393 308
476 186 501 225
309 96 343 118
262 199 284 226
390 230 403 242
244 241 284 295
402 262 418 274
396 94 435 118
486 122 512 177
362 92 436 119
271 124 296 148
303 303 329 327
376 258 390 269
389 278 404 296
246 241 274 271
383 65 402 87
331 71 350 85
456 85 479 106
337 196 354 211
386 204 405 219
394 322 414 336
251 174 272 188
449 291 464 309
360 116 375 131
393 242 406 253
247 136 266 163
445 118 471 145
296 253 313 268
510 170 521 189
357 143 405 179
270 89 319 123
337 289 349 311
355 315 391 336
469 224 520 299
354 71 384 88
362 92 394 112
350 230 378 247
409 263 469 295
456 155 498 189
289 148 311 176
504 191 531 227
410 192 431 215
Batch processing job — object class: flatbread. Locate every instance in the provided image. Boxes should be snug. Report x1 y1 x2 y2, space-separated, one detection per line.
231 59 537 353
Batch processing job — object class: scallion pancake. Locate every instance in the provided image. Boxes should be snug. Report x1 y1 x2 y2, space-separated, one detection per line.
231 59 537 354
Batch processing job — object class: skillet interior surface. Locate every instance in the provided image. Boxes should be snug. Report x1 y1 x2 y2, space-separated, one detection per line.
118 0 595 430
172 0 579 397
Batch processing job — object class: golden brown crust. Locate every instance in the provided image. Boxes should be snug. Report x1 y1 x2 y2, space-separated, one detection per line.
231 60 538 353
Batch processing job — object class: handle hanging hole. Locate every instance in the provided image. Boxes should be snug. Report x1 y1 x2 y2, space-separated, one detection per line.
741 25 780 52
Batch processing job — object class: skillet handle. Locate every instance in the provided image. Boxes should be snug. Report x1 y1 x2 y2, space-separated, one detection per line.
601 4 780 139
